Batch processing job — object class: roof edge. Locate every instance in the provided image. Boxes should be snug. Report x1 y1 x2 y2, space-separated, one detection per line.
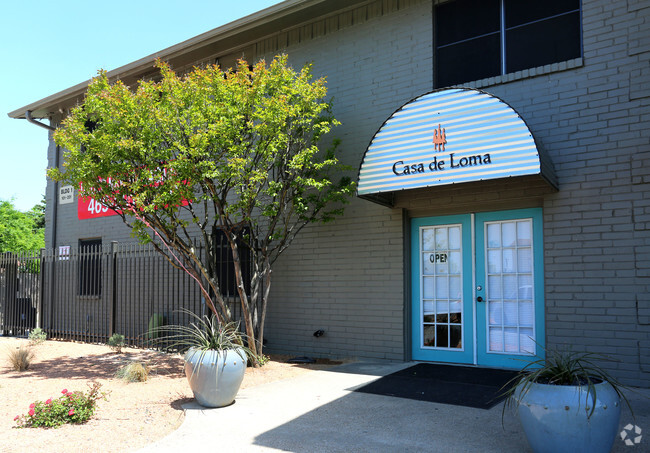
8 0 329 120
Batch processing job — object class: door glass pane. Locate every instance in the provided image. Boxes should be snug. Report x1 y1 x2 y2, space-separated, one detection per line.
520 328 535 354
485 218 535 355
489 326 503 352
423 229 435 251
423 254 435 275
423 276 434 299
436 276 449 298
449 227 461 249
449 251 462 273
449 276 461 298
502 222 516 247
504 328 519 352
503 275 517 299
423 325 436 347
435 228 448 249
450 325 462 348
488 249 501 273
489 300 502 326
487 224 501 247
488 275 502 298
517 248 532 272
502 248 516 273
519 301 534 326
420 225 463 350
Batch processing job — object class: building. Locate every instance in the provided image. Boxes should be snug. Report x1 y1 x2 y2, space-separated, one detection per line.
8 0 650 386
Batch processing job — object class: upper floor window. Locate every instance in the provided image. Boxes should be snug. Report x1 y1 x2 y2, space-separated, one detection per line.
435 0 582 88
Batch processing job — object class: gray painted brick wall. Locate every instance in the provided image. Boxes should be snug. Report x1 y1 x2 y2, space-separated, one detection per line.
259 0 433 361
477 0 650 386
42 0 650 385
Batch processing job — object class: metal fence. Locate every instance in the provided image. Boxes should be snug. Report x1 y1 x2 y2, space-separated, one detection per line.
0 242 244 347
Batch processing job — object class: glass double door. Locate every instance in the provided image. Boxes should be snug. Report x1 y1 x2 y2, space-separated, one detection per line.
410 208 544 368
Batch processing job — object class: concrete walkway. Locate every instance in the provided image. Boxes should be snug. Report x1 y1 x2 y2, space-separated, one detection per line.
137 361 649 452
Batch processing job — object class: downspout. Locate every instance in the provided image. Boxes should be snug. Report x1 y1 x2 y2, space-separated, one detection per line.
25 110 55 132
25 110 58 250
25 111 58 333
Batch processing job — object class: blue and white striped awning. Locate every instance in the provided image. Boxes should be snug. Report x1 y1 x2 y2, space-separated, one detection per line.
357 88 557 203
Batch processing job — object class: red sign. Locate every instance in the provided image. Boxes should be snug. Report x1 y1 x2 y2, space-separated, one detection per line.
78 196 119 220
76 165 191 220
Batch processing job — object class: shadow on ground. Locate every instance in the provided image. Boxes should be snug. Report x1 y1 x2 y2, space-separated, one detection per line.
5 350 184 381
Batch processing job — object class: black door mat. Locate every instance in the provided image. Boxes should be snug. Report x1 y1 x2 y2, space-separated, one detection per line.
354 363 519 409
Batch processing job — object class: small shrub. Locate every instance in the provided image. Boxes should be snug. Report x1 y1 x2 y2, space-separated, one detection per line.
115 361 150 382
107 333 125 353
257 354 271 366
28 328 47 345
8 345 34 371
14 383 107 428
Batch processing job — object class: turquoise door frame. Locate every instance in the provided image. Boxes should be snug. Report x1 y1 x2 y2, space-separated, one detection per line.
410 214 474 364
410 208 545 369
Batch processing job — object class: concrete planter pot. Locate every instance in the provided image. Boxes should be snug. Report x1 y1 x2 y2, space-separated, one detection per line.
184 347 247 408
515 380 621 453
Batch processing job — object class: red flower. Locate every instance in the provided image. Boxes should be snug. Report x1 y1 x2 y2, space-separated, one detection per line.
46 398 52 405
29 403 35 409
14 415 19 421
68 409 75 416
28 409 35 416
61 389 68 394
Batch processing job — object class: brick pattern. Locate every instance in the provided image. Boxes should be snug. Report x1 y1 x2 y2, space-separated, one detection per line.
42 0 650 385
257 0 433 361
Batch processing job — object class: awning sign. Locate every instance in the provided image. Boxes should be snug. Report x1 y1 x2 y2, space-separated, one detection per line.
357 88 556 198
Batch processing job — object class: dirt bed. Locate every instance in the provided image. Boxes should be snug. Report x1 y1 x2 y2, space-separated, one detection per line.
0 337 340 453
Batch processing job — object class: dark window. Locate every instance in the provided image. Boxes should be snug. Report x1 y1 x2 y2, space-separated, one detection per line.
78 239 102 296
435 0 581 88
213 228 252 297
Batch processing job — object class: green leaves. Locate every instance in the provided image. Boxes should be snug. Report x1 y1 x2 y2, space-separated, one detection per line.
0 199 45 252
51 54 355 356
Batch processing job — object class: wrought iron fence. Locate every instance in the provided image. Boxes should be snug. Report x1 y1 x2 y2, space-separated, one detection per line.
0 242 244 347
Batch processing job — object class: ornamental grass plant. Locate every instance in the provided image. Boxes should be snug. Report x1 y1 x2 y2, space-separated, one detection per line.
115 361 150 382
14 383 107 428
7 345 34 371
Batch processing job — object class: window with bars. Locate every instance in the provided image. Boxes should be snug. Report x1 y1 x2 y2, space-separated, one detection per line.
78 238 102 297
434 0 582 88
212 228 252 297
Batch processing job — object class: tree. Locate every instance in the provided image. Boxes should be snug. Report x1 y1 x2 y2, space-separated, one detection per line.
29 196 46 231
0 199 45 252
51 55 355 361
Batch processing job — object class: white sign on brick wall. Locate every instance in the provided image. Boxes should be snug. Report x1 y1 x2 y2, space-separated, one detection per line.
59 185 74 204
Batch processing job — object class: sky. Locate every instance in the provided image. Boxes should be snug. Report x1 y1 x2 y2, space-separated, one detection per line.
0 0 282 212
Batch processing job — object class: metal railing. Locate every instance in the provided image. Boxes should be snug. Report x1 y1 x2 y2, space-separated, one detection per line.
0 242 245 347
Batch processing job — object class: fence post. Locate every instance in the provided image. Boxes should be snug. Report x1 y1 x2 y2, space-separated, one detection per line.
38 248 45 329
109 241 118 335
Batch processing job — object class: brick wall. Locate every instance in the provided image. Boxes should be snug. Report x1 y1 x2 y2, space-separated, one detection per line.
42 0 650 384
259 0 433 361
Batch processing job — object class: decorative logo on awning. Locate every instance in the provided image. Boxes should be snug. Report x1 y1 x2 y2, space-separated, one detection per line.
432 124 447 151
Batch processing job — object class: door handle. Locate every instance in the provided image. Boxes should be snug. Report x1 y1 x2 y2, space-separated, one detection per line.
476 296 484 302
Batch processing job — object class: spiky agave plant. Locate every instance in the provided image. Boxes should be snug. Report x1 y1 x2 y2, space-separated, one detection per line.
146 308 254 371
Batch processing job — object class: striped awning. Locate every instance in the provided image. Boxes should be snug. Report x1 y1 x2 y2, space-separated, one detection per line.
357 88 557 204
